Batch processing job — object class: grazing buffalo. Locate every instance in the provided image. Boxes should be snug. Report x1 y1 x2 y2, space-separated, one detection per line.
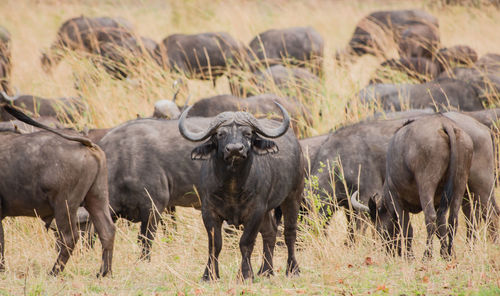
0 104 115 276
248 27 324 77
41 16 134 73
98 117 213 259
178 103 304 281
436 45 478 68
94 36 158 79
337 10 439 62
233 65 320 99
0 25 11 95
310 112 498 243
359 78 484 111
299 134 329 163
371 57 442 83
154 32 247 85
356 115 473 259
184 93 312 134
0 91 87 123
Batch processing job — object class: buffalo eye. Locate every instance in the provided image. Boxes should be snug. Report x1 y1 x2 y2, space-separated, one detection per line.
217 130 227 139
243 131 252 138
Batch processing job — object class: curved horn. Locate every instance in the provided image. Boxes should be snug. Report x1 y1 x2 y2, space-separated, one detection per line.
172 88 180 103
178 105 221 142
181 94 191 112
0 86 19 102
350 191 369 213
250 101 290 138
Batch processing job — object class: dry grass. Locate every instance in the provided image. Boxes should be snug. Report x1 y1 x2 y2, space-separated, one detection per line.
1 0 500 295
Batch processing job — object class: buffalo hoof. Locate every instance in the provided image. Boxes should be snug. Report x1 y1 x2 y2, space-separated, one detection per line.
286 260 300 277
96 269 111 278
202 270 219 282
257 267 274 277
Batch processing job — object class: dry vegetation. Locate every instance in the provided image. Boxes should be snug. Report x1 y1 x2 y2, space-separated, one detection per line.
1 0 500 295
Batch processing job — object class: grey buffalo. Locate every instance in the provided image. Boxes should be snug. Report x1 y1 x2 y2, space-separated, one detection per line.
178 103 304 281
355 115 473 259
337 10 439 62
309 112 498 243
0 25 11 95
0 91 87 123
41 16 134 73
154 32 247 86
358 78 484 111
0 104 115 276
248 27 324 77
183 93 312 135
98 117 213 259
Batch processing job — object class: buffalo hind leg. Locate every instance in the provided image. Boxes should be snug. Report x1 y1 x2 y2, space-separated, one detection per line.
281 195 301 276
258 211 278 277
50 204 79 276
84 185 116 277
202 209 223 281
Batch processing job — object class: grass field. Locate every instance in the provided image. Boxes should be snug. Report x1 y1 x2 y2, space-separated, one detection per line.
0 0 500 295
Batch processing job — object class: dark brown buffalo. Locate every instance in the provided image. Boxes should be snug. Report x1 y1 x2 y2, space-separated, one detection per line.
154 32 247 85
0 92 86 123
41 16 134 73
0 25 11 95
184 93 312 134
179 103 303 281
248 27 324 77
0 105 115 276
359 78 484 111
360 115 473 259
371 57 442 83
233 65 320 100
310 112 498 243
94 36 158 79
337 10 439 62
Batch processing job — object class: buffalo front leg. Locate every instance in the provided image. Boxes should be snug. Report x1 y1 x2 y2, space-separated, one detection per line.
139 209 161 261
239 210 266 281
281 196 301 276
202 209 223 281
400 211 414 259
257 211 278 277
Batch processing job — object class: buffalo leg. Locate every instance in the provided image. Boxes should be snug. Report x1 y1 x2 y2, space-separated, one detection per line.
400 211 414 259
202 209 223 281
435 208 449 259
419 190 438 259
239 210 265 280
50 205 79 275
0 217 4 271
461 195 479 243
446 190 463 259
258 211 278 276
139 209 161 261
281 195 301 276
84 184 116 277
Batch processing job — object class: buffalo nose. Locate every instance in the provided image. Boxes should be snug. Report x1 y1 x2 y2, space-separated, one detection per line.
225 143 244 153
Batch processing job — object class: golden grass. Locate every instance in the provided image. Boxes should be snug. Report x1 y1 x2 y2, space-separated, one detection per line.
1 0 500 295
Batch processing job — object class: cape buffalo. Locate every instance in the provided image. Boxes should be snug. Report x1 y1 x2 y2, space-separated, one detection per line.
178 103 304 281
370 57 442 83
233 65 320 99
337 10 439 62
0 25 11 95
154 32 247 86
359 78 484 111
248 27 324 77
310 112 498 243
41 16 135 73
184 93 312 135
0 91 87 123
0 105 115 276
358 115 473 259
98 117 212 259
436 45 478 68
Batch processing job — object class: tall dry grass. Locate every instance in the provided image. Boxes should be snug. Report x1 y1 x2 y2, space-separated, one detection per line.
0 0 500 295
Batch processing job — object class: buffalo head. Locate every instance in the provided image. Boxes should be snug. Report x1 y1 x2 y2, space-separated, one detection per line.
178 102 290 164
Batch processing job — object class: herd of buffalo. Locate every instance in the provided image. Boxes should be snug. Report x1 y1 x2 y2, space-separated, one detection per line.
0 8 499 281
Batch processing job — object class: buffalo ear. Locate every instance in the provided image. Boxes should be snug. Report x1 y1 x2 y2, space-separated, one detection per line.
253 135 279 155
191 141 216 160
368 194 378 221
